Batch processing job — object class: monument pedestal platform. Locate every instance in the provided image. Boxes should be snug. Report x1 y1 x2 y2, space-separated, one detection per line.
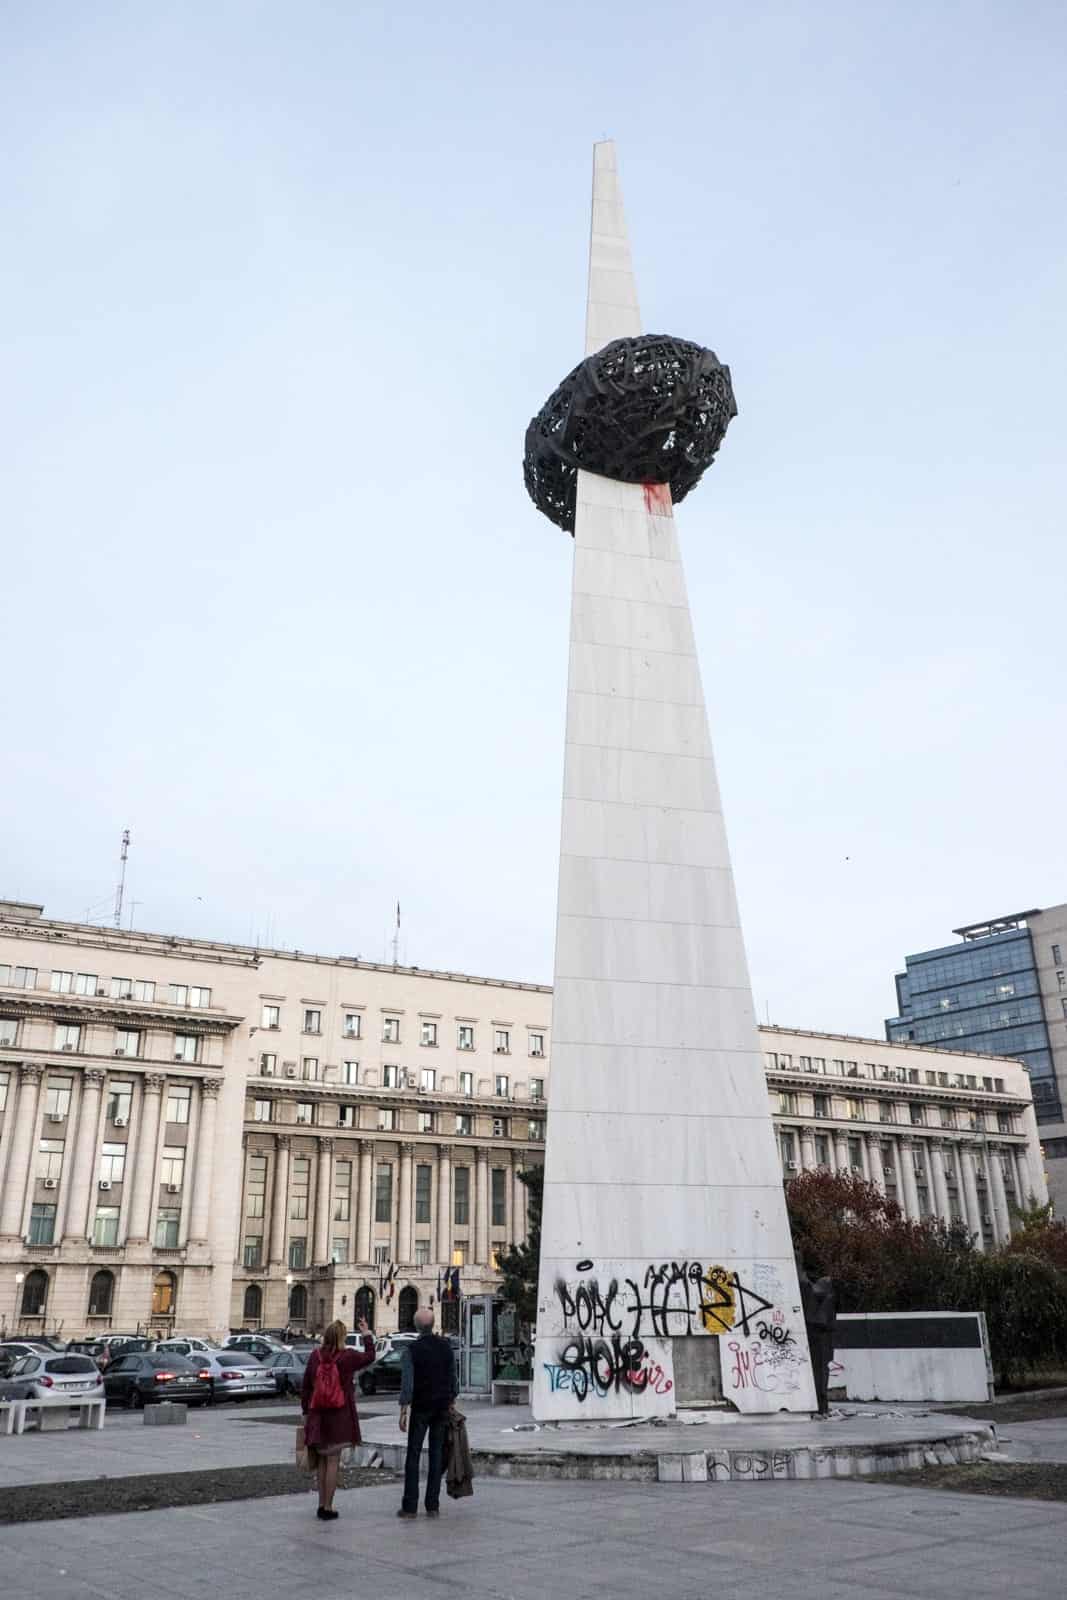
357 1400 995 1485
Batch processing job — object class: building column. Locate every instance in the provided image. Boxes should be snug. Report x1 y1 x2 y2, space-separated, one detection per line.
899 1137 921 1221
988 1145 1012 1243
799 1128 817 1171
397 1143 414 1263
930 1143 952 1223
313 1137 333 1265
959 1144 984 1248
512 1155 526 1244
188 1079 221 1244
833 1133 848 1173
475 1149 490 1265
0 1065 42 1238
269 1136 291 1265
436 1145 452 1263
63 1069 105 1241
1012 1148 1029 1208
867 1135 885 1193
127 1074 165 1242
356 1140 373 1263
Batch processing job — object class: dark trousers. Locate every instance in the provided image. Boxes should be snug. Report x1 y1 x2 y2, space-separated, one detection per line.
808 1328 833 1414
402 1408 449 1512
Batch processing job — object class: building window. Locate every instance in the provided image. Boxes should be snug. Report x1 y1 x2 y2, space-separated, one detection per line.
260 1053 277 1076
373 1243 389 1267
383 1065 400 1089
454 1167 470 1225
528 1118 545 1141
333 1160 351 1221
458 1025 474 1051
491 1167 507 1226
290 1192 308 1221
29 1204 56 1246
173 1033 198 1063
880 1102 895 1124
303 1009 322 1034
455 1113 472 1136
54 1023 81 1051
111 977 133 999
415 1239 431 1266
51 971 73 993
253 1099 273 1123
107 1082 132 1122
337 1106 357 1129
38 1139 65 1182
421 1021 438 1047
495 1075 510 1097
88 1268 114 1315
378 1107 395 1131
72 973 98 996
134 980 154 1001
493 1117 508 1137
780 1130 797 1165
246 1153 267 1216
375 1163 393 1223
302 1058 319 1081
44 1081 72 1118
459 1071 473 1097
21 1268 48 1315
0 1017 17 1046
342 1061 359 1085
418 1111 434 1133
530 1078 544 1101
847 1098 864 1120
997 1111 1015 1133
910 1104 926 1127
778 1091 796 1115
332 1239 349 1265
415 1164 432 1223
420 1068 436 1092
343 1013 361 1039
288 1238 307 1270
295 1102 314 1125
289 1281 308 1320
0 1072 8 1111
113 1028 141 1058
189 987 211 1008
93 1207 120 1247
813 1094 829 1118
243 1237 262 1268
382 1017 400 1043
815 1133 830 1166
847 1139 863 1171
3 965 37 988
529 1033 544 1057
169 984 188 1006
99 1142 127 1184
452 1246 466 1267
494 1030 510 1054
262 1004 281 1029
160 1148 185 1188
166 1084 191 1123
942 1107 957 1129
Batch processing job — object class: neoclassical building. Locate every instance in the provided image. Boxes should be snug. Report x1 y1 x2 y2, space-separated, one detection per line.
0 901 1047 1341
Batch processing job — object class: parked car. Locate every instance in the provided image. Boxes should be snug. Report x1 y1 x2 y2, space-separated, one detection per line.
358 1348 405 1395
260 1348 310 1396
224 1334 288 1360
157 1338 225 1361
103 1352 212 1409
197 1350 278 1402
0 1352 104 1404
0 1340 62 1375
65 1339 108 1364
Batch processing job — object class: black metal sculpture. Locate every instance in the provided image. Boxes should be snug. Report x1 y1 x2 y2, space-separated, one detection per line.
798 1269 838 1417
523 334 737 533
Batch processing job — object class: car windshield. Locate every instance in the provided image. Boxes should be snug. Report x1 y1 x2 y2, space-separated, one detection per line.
217 1354 256 1368
44 1357 98 1374
148 1355 197 1372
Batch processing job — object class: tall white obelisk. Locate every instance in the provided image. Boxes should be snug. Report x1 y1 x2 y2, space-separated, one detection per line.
532 143 816 1419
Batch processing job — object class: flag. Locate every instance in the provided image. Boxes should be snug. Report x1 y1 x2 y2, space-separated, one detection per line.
396 902 401 929
450 1265 461 1301
437 1268 443 1301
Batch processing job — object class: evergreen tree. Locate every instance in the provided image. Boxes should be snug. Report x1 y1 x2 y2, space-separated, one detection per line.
496 1163 544 1332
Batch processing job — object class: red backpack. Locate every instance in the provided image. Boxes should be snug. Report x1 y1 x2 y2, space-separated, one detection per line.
309 1351 345 1410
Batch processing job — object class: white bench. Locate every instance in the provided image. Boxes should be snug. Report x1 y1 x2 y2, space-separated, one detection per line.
491 1379 531 1407
0 1397 106 1435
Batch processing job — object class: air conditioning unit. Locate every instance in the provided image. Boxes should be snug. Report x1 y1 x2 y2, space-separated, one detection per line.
99 1180 112 1192
174 1051 186 1060
285 1065 296 1078
531 1050 544 1058
43 1178 58 1190
115 1048 126 1057
786 1160 799 1171
167 1183 181 1194
97 987 107 997
494 1047 508 1054
48 1112 64 1123
114 1116 128 1128
269 1023 281 1030
61 1043 75 1052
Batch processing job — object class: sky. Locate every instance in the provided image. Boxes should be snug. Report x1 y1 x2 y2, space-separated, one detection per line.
3 2 1065 1039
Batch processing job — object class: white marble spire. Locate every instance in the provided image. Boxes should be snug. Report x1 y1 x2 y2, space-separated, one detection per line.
532 142 816 1420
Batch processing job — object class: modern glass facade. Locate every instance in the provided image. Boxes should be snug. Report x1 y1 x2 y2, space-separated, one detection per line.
887 922 1061 1122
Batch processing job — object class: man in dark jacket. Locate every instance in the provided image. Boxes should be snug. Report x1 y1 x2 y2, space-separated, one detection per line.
397 1309 458 1518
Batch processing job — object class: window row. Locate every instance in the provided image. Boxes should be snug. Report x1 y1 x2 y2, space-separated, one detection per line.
0 968 213 1007
775 1089 1016 1134
766 1052 1007 1095
250 1097 544 1140
0 1077 196 1125
260 1005 544 1057
0 1018 206 1061
33 1139 189 1192
256 1056 545 1102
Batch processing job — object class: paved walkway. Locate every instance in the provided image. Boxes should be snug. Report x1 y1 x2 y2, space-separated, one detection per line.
0 1476 1063 1600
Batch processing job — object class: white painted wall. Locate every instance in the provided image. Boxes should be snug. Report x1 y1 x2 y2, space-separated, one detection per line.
832 1312 994 1404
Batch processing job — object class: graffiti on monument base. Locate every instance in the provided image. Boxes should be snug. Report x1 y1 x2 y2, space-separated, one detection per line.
533 1333 676 1419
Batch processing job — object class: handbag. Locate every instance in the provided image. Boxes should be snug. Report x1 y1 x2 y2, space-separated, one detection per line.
295 1422 316 1472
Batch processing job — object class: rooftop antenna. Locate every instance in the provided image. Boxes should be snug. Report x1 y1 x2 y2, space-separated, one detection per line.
113 829 130 929
392 902 401 967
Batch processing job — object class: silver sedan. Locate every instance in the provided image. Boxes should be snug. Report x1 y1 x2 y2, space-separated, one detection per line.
198 1349 278 1402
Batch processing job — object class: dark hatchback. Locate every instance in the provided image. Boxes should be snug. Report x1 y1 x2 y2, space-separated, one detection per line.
103 1352 212 1408
358 1349 404 1395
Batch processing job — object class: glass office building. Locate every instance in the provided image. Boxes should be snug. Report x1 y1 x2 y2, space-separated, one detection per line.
886 912 1061 1122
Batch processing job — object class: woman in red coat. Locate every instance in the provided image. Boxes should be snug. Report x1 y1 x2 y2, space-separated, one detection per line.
301 1317 375 1519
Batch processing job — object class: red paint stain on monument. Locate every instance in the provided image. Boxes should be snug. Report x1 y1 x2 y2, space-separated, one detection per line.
642 482 672 517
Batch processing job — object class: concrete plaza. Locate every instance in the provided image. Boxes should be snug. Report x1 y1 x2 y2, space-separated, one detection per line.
1 1473 1066 1600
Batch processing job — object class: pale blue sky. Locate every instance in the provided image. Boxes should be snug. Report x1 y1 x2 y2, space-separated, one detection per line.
3 2 1065 1035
